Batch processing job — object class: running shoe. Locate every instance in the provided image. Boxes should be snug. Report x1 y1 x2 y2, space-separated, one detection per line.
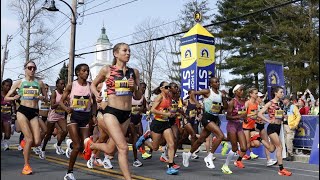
103 156 113 169
142 152 152 160
221 164 233 174
17 145 23 151
83 137 93 160
20 139 26 149
221 141 229 156
64 172 76 180
39 150 46 160
250 134 261 141
194 147 201 154
166 167 179 175
174 153 178 157
234 160 245 168
135 130 151 149
66 139 73 159
191 152 199 159
172 163 180 169
160 153 169 162
33 146 41 155
278 168 292 176
54 143 65 155
22 164 33 175
212 156 216 161
94 158 104 167
204 156 215 169
266 159 277 167
182 152 191 167
3 141 9 151
133 159 143 167
242 154 251 160
87 158 94 169
250 152 259 159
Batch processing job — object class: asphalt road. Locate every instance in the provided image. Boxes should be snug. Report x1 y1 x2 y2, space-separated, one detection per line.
1 134 319 180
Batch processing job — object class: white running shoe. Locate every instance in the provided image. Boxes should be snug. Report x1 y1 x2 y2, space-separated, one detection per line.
182 152 192 167
39 150 46 160
3 140 9 151
103 156 113 169
267 159 277 167
64 172 76 180
54 143 65 155
17 145 23 151
87 158 94 169
94 158 104 166
133 159 143 167
191 152 199 159
65 139 73 159
33 147 41 155
204 156 215 169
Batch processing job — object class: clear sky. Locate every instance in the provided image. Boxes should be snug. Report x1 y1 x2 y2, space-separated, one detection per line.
1 0 235 88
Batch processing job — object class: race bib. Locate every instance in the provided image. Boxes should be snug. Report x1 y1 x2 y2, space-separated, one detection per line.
1 105 11 114
72 95 89 111
115 80 132 96
131 105 141 115
171 103 178 112
238 109 246 115
55 106 65 115
250 109 257 119
40 102 50 110
189 110 197 118
275 110 284 119
210 102 221 114
22 86 39 100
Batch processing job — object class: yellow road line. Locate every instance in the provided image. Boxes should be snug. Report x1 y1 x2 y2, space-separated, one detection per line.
31 154 155 180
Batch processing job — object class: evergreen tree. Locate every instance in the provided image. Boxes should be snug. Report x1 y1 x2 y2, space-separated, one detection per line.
213 0 319 95
58 62 68 83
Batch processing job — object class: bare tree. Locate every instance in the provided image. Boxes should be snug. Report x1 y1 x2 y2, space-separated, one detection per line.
131 18 164 100
9 0 59 72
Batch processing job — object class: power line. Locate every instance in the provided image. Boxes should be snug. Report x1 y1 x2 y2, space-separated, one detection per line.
81 0 111 14
82 0 139 17
12 0 302 81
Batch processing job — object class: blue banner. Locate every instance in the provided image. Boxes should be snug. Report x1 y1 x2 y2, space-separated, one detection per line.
264 60 286 100
197 64 215 92
293 115 319 148
309 124 319 165
181 62 197 99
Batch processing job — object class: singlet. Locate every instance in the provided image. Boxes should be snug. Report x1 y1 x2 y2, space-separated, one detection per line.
54 90 65 115
101 82 108 102
18 79 40 100
231 98 246 122
186 100 197 119
154 95 171 122
268 100 284 122
1 94 12 115
203 88 222 116
69 81 92 112
244 101 258 129
105 65 135 96
132 97 143 115
39 93 50 111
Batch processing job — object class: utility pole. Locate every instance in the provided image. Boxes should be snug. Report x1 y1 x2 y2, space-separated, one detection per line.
68 0 77 84
1 35 11 82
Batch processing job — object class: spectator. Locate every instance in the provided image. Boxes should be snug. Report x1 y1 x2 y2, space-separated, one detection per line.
282 96 301 161
297 99 309 115
310 99 319 115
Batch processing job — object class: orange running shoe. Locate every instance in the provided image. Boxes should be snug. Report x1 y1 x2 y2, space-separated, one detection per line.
22 164 33 175
278 168 292 176
234 160 245 168
242 154 251 160
83 137 93 160
20 139 26 149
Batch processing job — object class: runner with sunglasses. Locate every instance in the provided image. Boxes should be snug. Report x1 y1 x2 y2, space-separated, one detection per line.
136 81 179 175
5 60 48 175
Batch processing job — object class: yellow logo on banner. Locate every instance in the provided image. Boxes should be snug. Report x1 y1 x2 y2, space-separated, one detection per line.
197 43 215 67
181 44 197 69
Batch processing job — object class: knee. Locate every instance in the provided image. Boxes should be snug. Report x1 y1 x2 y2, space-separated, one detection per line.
167 142 175 150
117 143 129 154
25 137 34 145
72 143 81 152
276 144 282 150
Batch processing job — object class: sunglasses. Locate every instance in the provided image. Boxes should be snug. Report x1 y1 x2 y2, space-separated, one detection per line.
26 66 37 71
163 85 170 89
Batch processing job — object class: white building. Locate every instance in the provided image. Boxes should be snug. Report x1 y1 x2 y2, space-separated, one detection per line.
89 26 113 80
